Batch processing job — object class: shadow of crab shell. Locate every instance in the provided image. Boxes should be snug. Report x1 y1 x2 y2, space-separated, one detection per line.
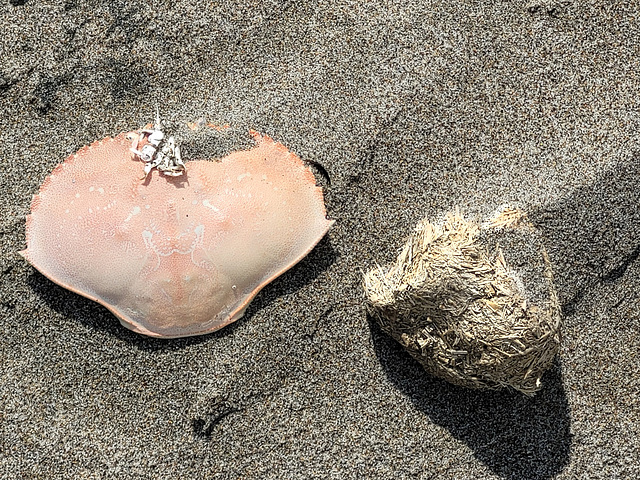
363 208 562 395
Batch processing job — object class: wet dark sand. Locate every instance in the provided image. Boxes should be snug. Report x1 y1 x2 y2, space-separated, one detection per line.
1 1 639 478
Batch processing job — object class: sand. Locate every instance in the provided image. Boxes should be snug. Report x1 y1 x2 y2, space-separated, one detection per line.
1 1 639 478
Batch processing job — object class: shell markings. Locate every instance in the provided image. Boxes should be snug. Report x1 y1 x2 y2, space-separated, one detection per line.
21 130 334 338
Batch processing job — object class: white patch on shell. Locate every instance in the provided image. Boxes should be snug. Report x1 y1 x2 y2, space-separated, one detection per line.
202 199 219 212
124 206 142 222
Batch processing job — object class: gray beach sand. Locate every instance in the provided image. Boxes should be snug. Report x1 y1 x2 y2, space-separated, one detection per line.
1 1 639 478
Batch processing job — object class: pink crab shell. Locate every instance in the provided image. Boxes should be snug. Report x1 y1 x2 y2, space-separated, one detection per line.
21 130 333 338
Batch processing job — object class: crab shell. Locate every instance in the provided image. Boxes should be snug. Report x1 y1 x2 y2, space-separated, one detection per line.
21 130 333 338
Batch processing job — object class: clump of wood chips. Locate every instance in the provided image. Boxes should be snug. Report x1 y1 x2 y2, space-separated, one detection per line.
364 208 561 395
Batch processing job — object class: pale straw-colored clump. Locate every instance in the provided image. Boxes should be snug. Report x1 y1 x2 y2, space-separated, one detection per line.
364 207 561 395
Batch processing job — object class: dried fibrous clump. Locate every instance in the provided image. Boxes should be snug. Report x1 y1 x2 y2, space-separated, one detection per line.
364 208 561 395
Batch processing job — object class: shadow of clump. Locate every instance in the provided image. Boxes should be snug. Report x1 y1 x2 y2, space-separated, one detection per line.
369 316 571 480
27 235 336 351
